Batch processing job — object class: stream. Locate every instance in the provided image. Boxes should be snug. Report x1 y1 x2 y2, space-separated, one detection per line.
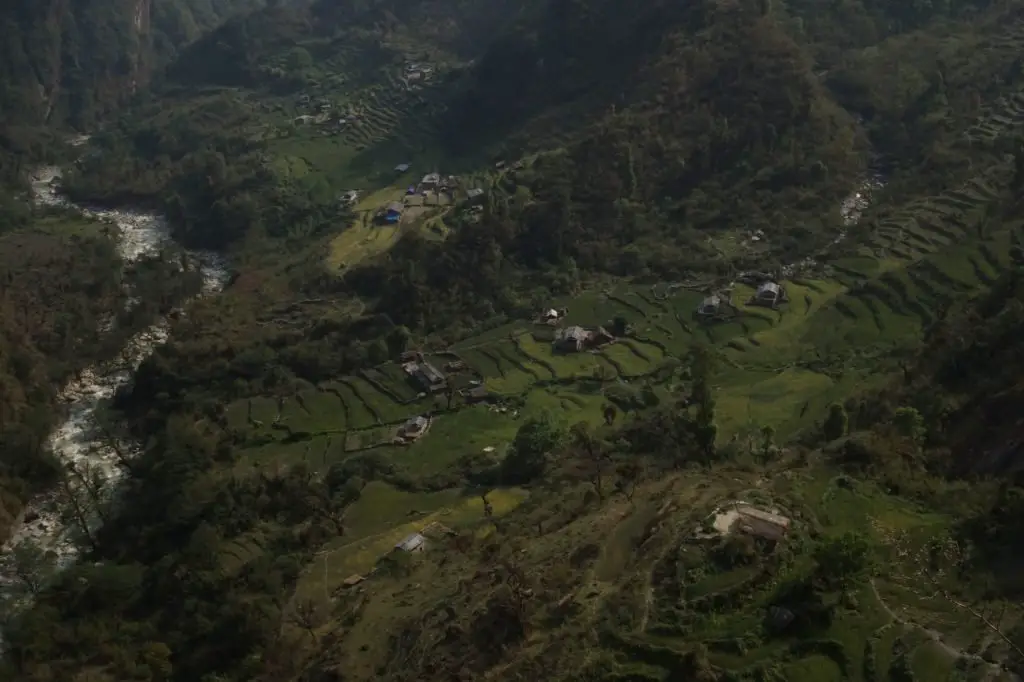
0 165 230 631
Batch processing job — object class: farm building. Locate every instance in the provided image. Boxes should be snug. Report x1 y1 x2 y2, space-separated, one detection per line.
697 295 721 316
734 504 791 541
463 385 495 404
554 326 593 352
395 533 426 553
403 361 447 392
539 308 565 324
379 202 404 224
397 415 431 441
752 281 787 308
341 574 365 588
553 325 614 352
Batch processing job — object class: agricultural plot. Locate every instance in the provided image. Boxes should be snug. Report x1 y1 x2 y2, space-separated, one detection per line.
322 380 378 430
631 468 1019 682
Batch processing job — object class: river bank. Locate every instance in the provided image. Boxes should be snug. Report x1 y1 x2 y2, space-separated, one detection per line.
0 166 230 618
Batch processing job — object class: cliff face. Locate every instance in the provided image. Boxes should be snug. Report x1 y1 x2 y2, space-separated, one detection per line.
0 0 262 131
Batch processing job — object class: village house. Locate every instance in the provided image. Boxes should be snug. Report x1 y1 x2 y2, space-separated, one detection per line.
539 307 567 325
395 163 411 173
395 532 426 553
751 281 787 308
378 201 404 224
339 190 359 205
403 360 447 392
396 415 431 443
733 504 791 541
554 325 592 352
420 172 441 190
697 295 722 317
466 187 485 204
462 384 495 404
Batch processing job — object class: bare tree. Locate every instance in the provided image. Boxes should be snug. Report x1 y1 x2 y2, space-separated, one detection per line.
56 469 101 553
571 422 608 500
616 460 645 503
89 414 138 475
68 460 111 525
288 597 326 644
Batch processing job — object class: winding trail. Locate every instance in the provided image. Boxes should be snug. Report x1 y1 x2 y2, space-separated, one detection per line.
870 579 1022 682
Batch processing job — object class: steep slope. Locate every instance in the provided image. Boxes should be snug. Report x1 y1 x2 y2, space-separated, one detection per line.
0 0 268 131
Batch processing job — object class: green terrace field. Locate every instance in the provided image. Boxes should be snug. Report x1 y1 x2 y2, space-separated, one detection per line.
229 141 1024 474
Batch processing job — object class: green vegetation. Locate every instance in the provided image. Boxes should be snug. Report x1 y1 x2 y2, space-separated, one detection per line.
8 0 1024 681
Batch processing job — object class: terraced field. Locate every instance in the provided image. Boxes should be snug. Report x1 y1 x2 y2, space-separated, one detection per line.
631 470 1019 682
339 84 446 152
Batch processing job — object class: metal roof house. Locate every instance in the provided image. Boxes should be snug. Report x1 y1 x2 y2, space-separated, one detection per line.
413 362 446 392
395 532 426 552
402 415 430 435
734 504 791 541
752 281 786 308
698 295 722 316
383 202 404 224
421 172 441 187
554 325 593 352
394 163 411 172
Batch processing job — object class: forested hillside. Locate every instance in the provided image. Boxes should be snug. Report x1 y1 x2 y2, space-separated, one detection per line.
0 0 268 130
6 0 1024 680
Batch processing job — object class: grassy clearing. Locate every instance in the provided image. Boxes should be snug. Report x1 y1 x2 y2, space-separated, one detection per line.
297 486 529 594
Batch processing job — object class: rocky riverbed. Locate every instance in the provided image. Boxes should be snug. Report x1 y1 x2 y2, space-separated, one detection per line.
0 167 229 628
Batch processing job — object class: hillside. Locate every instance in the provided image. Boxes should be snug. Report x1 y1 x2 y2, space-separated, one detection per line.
5 0 1024 681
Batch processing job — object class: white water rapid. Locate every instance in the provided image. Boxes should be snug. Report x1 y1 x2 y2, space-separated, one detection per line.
0 166 230 633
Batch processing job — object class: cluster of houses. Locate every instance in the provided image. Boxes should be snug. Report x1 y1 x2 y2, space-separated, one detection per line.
374 168 485 224
697 280 788 318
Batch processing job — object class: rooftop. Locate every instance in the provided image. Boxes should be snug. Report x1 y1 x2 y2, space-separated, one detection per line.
757 282 781 295
386 202 404 213
404 415 429 430
395 532 426 552
395 163 411 172
557 325 591 342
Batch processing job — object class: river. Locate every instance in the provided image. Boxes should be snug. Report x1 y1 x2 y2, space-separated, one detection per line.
0 166 230 630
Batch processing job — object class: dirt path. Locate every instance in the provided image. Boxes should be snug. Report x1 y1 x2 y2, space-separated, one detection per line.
638 569 654 633
870 579 1021 682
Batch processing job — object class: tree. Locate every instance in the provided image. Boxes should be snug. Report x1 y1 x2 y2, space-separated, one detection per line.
690 345 718 462
813 532 873 589
501 415 565 483
615 460 644 502
386 325 411 358
288 597 325 643
823 403 848 442
892 406 925 447
56 469 101 552
612 315 629 337
603 403 618 425
0 540 55 597
759 425 776 461
571 421 608 499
